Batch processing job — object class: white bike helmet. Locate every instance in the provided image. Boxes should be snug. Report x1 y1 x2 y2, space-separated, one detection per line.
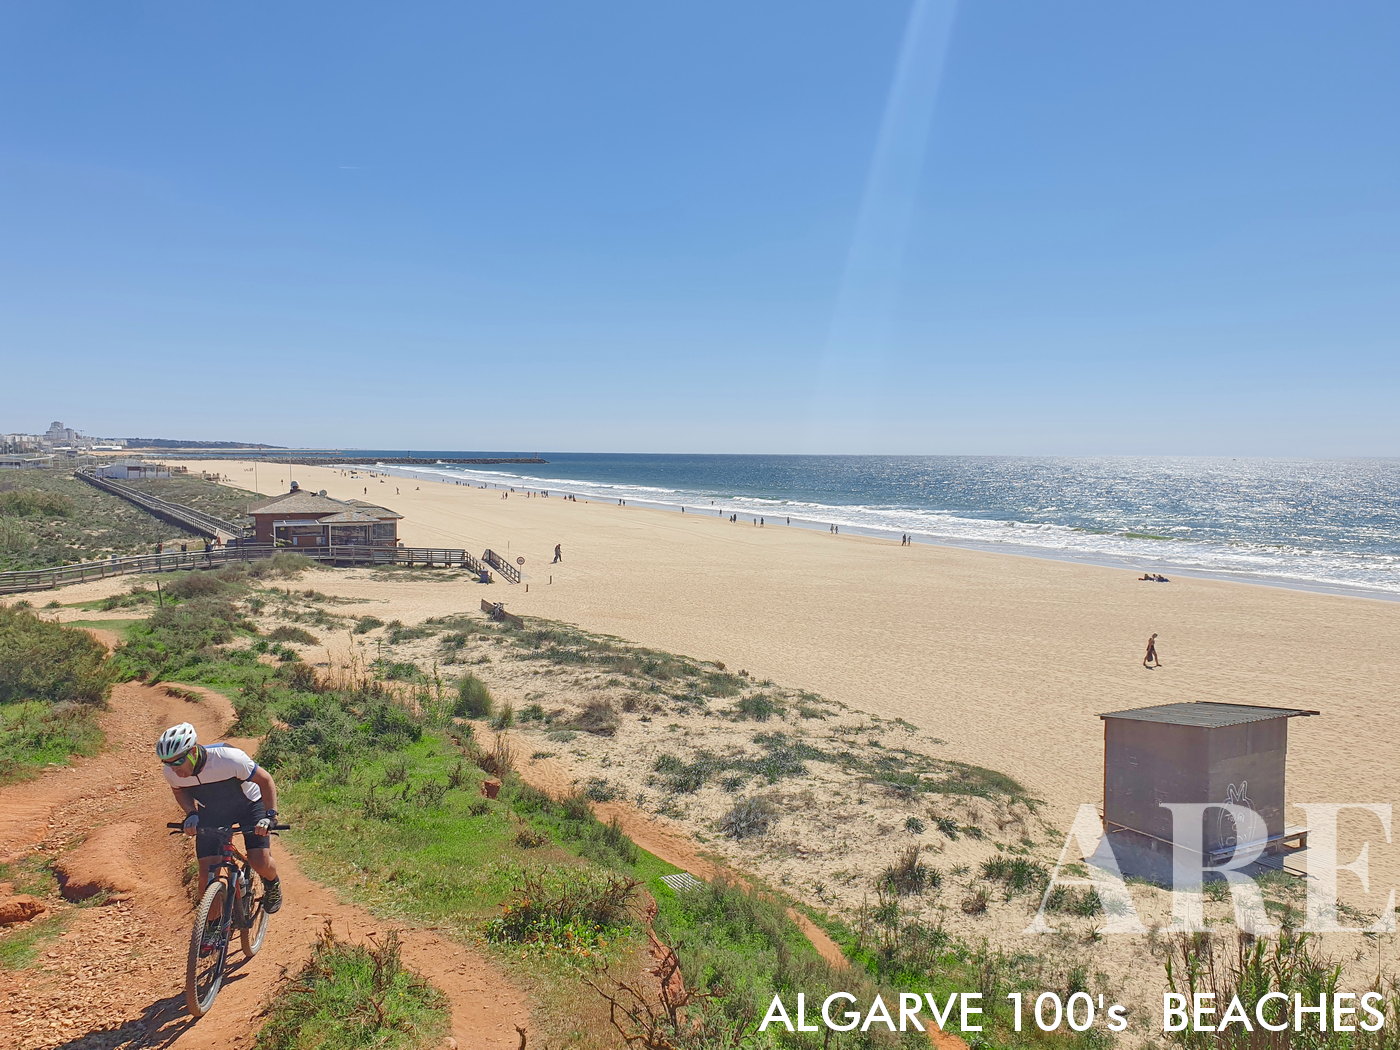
156 722 198 761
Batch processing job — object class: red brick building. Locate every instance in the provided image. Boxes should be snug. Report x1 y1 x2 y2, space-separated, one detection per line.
247 487 402 547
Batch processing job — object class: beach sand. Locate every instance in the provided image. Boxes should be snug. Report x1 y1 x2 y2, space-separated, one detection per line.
181 459 1400 909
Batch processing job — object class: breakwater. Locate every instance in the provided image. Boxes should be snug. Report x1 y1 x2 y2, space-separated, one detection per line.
169 455 547 466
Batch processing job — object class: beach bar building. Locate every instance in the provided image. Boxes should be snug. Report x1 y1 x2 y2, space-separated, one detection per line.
95 459 171 480
1098 702 1317 879
247 487 402 548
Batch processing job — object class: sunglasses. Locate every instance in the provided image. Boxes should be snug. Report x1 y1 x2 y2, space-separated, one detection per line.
162 750 195 767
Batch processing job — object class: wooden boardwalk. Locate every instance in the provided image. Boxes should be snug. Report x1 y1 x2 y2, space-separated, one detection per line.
0 544 489 595
74 469 250 541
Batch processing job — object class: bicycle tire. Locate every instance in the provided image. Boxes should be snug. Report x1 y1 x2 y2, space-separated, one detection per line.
186 879 229 1017
240 876 269 957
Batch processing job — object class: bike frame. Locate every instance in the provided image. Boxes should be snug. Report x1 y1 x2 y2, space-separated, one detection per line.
206 832 253 950
168 818 290 1016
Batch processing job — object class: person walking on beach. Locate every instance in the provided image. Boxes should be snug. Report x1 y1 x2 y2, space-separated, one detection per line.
1143 633 1161 668
553 543 562 563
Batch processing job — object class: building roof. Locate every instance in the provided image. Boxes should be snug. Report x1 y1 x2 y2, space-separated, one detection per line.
345 499 404 519
317 510 383 524
250 488 402 524
1099 702 1320 728
249 491 361 516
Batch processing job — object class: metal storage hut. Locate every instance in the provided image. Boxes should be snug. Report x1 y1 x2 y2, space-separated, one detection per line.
1098 702 1317 877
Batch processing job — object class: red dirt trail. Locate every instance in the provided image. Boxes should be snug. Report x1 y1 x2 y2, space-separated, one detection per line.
0 644 528 1050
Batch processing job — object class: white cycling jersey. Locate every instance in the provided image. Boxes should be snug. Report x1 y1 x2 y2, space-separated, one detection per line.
163 743 263 814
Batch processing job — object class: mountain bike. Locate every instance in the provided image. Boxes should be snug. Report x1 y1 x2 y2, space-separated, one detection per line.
166 820 290 1016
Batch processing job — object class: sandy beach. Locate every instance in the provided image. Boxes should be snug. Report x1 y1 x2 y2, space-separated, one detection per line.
163 458 1400 909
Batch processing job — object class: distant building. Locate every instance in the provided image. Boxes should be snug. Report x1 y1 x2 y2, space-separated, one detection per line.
45 421 81 445
247 486 402 547
0 454 56 470
95 460 171 480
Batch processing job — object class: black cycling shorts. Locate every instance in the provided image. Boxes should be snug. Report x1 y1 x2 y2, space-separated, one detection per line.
193 801 270 859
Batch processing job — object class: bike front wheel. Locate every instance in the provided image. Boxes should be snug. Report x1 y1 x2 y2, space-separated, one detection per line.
240 879 269 957
186 879 229 1017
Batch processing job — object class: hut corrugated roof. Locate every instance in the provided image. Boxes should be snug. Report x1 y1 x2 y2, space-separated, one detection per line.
1099 702 1319 728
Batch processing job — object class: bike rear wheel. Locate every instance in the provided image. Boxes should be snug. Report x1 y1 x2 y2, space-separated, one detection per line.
240 878 269 957
186 879 229 1017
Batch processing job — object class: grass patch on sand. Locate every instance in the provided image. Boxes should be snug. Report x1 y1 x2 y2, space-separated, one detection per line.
254 926 448 1050
59 618 146 639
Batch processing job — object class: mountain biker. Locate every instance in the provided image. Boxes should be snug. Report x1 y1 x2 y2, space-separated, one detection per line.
157 723 284 924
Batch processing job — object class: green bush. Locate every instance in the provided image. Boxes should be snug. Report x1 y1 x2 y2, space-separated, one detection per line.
165 570 244 601
734 694 780 720
652 752 711 794
0 518 37 555
568 698 619 736
261 551 315 578
267 625 320 646
719 796 778 840
879 844 939 896
234 680 273 735
260 692 422 778
113 597 247 681
453 674 492 718
0 606 113 705
979 856 1048 894
484 866 639 955
254 926 448 1050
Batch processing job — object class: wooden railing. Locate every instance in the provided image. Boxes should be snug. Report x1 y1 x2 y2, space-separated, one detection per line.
481 548 521 584
0 545 477 595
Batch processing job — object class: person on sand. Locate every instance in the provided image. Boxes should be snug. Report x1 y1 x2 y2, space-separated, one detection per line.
1143 633 1161 668
157 724 283 948
553 543 562 563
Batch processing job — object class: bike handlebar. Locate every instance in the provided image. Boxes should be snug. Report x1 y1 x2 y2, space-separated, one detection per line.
166 822 291 833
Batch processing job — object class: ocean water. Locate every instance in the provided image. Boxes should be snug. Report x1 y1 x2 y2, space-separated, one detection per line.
278 452 1400 599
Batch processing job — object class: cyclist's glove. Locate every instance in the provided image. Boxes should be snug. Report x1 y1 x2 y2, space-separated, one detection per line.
182 812 200 836
255 809 276 833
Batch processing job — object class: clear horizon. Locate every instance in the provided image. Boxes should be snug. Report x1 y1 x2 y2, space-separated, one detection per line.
2 2 1397 457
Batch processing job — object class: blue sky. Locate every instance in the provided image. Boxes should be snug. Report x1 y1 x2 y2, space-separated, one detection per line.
2 2 1396 455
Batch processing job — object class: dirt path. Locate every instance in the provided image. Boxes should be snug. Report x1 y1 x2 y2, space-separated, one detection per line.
1 667 529 1050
